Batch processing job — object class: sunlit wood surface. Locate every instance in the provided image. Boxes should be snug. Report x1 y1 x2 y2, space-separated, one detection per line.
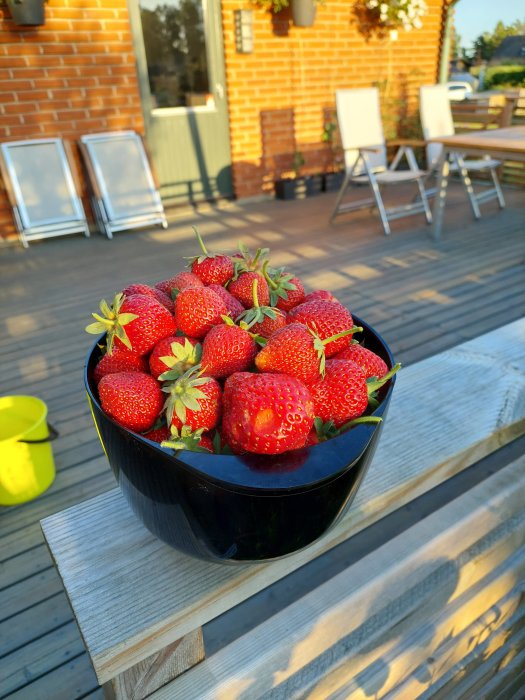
1 183 524 699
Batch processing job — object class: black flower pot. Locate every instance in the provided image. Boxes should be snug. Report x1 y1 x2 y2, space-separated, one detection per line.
7 0 45 26
323 170 345 192
84 316 396 564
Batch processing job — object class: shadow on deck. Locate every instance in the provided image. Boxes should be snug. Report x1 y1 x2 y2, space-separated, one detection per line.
0 183 524 699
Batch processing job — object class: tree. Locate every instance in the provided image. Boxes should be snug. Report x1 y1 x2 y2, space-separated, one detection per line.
470 18 525 62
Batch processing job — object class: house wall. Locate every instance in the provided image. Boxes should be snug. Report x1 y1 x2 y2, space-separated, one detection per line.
0 0 144 241
0 0 446 242
221 0 445 197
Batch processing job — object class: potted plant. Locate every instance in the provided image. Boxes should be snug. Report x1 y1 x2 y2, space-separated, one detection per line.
274 151 324 200
6 0 46 26
352 0 428 41
253 0 320 27
321 120 345 192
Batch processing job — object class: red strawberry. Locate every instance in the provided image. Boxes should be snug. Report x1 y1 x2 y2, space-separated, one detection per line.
236 277 287 339
223 371 253 412
221 373 315 455
255 322 356 385
143 424 171 444
287 299 356 357
155 271 203 298
201 323 258 378
189 228 234 286
309 359 399 428
98 371 164 432
93 347 148 384
162 366 222 432
303 290 339 304
149 335 201 380
334 344 388 379
86 293 176 356
263 262 305 311
121 283 173 312
174 286 227 339
207 284 245 320
228 271 269 308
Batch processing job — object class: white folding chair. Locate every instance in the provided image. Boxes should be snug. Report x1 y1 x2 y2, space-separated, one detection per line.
330 88 432 235
419 84 505 218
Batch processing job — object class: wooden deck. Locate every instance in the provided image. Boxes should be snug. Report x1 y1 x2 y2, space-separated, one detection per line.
0 183 524 699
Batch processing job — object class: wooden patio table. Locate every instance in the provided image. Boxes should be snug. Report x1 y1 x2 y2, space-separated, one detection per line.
41 320 525 699
431 125 525 240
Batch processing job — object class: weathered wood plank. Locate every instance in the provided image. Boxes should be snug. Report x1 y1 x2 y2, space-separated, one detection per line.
40 320 525 684
150 456 525 700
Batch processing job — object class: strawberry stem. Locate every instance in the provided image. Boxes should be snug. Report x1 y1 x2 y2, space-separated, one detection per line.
193 226 208 256
337 416 383 433
262 260 278 290
367 362 402 395
321 326 363 346
252 278 260 308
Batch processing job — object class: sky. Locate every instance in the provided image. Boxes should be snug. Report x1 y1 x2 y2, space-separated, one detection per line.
454 0 524 51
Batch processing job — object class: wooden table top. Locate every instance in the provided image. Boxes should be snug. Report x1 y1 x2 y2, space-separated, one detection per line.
430 125 525 155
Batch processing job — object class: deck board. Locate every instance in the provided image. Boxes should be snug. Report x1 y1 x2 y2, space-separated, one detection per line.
0 184 524 698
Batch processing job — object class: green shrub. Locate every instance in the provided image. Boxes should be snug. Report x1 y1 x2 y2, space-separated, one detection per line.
483 65 525 89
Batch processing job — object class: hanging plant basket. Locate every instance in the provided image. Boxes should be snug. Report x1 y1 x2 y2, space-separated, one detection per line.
291 0 316 27
6 0 45 26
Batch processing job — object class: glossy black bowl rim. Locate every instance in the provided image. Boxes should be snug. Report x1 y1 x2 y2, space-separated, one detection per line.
84 315 396 494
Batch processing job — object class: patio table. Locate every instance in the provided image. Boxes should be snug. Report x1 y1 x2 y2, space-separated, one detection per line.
431 125 525 240
40 320 525 699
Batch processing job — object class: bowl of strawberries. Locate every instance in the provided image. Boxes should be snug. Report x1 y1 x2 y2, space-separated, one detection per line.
84 232 399 563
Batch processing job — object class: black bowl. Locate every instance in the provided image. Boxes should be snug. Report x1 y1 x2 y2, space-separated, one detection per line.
84 316 396 563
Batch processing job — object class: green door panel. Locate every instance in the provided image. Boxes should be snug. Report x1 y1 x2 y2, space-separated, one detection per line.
127 0 232 206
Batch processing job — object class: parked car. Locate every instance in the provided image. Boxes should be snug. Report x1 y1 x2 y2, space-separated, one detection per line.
446 81 474 101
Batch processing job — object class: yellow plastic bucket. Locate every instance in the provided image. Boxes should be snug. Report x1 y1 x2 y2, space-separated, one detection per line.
0 395 56 506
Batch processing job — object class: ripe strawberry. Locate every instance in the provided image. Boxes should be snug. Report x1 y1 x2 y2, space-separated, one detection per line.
221 373 315 455
155 271 203 298
93 347 148 384
98 371 164 432
162 366 222 432
207 284 245 320
255 322 357 385
309 359 399 428
228 271 269 308
149 335 201 380
174 286 227 339
223 371 253 412
287 299 356 357
188 227 234 285
334 343 388 379
303 290 339 304
143 423 171 444
86 293 176 356
121 283 173 312
263 262 305 311
201 323 258 378
236 277 287 339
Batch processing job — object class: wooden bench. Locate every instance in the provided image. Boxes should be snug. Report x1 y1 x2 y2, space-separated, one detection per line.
41 319 525 699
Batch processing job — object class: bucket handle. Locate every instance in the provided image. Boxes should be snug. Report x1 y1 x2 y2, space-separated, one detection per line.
18 422 59 444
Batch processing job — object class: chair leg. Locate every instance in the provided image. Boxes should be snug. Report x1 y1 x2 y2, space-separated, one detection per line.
490 167 506 209
415 177 433 224
454 154 481 219
369 178 391 235
330 171 351 223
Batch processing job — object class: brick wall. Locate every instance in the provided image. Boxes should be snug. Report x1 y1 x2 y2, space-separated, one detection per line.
0 0 445 241
221 0 446 198
0 0 144 240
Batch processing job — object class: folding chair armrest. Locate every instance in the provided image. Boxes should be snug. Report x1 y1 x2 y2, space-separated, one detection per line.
388 144 422 173
387 139 428 148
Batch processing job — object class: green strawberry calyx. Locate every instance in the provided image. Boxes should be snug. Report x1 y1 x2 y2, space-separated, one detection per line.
262 260 297 307
221 315 267 347
366 362 402 407
310 325 363 377
236 278 281 330
313 415 383 441
160 425 212 453
232 243 269 278
158 339 202 381
162 365 212 426
85 293 138 355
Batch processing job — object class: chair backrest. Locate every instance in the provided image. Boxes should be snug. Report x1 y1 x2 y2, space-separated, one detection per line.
335 88 387 174
420 84 456 169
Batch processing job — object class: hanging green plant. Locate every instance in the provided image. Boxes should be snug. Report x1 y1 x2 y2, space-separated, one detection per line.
353 0 428 41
